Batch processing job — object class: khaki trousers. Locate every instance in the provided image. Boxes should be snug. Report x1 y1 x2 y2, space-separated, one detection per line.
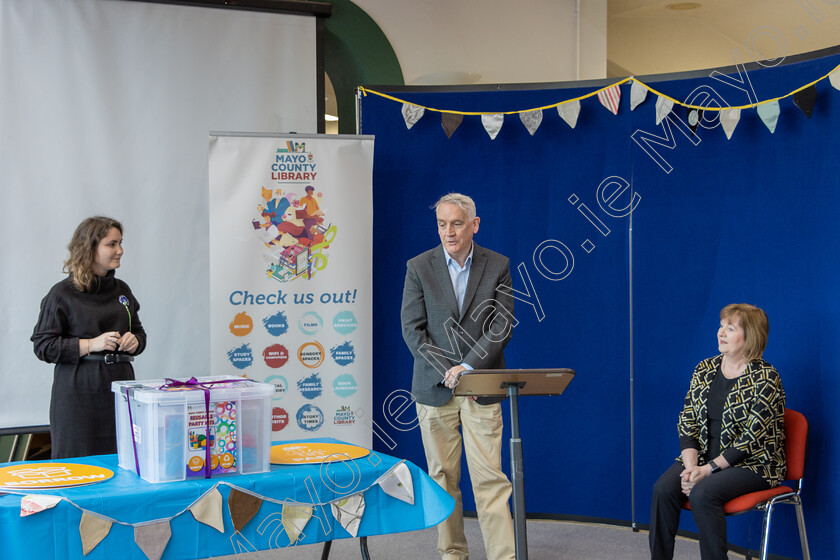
417 398 516 560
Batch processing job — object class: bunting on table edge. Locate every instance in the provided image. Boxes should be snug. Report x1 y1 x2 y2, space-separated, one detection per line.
10 460 417 556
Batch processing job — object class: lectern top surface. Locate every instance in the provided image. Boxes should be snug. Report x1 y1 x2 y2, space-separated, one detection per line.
452 368 574 397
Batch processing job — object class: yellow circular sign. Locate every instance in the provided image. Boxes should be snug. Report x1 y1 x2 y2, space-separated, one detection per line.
271 442 369 465
0 463 114 489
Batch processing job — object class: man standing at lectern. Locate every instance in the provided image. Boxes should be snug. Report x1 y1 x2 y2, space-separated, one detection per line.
401 193 516 560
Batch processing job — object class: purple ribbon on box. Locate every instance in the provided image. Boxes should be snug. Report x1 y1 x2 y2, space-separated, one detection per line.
125 377 244 480
159 377 243 479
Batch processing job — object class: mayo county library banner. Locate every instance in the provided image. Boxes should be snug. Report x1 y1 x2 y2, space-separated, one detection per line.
209 134 374 447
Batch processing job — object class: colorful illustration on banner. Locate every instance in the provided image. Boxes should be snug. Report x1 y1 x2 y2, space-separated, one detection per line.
253 143 338 283
229 312 253 337
297 341 325 368
227 344 254 370
297 373 323 400
265 374 289 400
332 310 358 335
263 310 290 336
333 374 358 398
334 405 356 426
272 407 289 432
330 341 356 366
296 404 324 432
299 311 323 335
263 344 289 369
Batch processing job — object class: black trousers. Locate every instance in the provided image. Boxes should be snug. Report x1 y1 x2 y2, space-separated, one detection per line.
649 461 771 560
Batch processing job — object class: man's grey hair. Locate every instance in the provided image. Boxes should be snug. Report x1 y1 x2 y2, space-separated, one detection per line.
433 193 476 220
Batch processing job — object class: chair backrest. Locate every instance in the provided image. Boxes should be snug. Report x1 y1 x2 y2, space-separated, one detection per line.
783 408 808 481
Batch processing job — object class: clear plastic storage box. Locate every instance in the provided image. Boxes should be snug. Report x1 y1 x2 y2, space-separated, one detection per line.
112 376 273 483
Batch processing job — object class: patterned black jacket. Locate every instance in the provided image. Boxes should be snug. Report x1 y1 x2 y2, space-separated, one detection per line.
677 355 786 486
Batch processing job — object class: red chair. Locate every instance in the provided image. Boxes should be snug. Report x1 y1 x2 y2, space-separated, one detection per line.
683 408 810 560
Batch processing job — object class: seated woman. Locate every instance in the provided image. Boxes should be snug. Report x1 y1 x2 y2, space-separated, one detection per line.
649 303 786 560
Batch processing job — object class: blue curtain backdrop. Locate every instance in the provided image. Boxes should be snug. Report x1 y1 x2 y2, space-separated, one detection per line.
361 49 840 559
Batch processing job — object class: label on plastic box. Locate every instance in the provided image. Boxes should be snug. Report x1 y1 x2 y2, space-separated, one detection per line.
185 400 238 477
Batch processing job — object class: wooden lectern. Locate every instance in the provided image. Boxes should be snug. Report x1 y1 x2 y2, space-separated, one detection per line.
454 368 575 560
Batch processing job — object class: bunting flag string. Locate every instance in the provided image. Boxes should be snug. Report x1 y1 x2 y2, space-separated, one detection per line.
597 84 621 115
79 512 112 556
10 460 416 556
359 62 840 139
757 100 781 134
134 521 172 560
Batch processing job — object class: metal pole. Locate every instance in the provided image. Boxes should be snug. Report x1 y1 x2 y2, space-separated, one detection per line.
508 383 528 560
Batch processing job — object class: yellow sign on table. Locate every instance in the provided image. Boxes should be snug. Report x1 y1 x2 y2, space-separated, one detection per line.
270 442 370 465
0 463 114 489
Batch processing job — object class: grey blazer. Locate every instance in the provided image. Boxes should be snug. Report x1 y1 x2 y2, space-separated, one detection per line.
401 243 514 406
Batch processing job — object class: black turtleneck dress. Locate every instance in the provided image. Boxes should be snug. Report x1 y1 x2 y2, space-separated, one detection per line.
31 270 147 459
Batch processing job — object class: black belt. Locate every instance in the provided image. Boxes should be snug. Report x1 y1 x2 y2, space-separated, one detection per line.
83 354 134 364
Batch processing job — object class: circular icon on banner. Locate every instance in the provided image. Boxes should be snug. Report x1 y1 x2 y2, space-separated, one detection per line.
329 341 356 366
263 344 289 368
296 404 324 432
265 375 288 400
297 372 323 400
227 344 253 370
263 310 290 336
298 311 324 335
297 341 325 368
333 311 358 335
333 374 358 398
0 463 114 489
229 312 254 337
272 407 289 431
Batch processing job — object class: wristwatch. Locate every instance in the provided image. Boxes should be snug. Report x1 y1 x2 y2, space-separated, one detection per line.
708 460 721 473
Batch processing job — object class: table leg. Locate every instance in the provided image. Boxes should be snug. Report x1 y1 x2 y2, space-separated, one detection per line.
360 536 371 559
320 540 332 560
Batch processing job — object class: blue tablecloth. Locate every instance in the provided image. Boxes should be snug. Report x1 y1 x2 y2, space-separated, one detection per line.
0 440 453 559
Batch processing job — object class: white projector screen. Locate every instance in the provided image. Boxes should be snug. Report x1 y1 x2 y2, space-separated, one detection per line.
0 0 318 430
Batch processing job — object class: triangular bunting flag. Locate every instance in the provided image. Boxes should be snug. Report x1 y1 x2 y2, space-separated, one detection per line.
630 80 647 111
793 85 817 118
331 494 365 537
519 110 543 136
686 107 703 135
557 100 581 129
377 461 414 505
757 101 780 134
597 84 621 115
281 503 313 544
655 96 674 125
134 521 171 560
401 103 425 130
228 488 263 533
189 487 225 533
830 69 840 91
21 494 62 516
481 114 504 140
441 113 463 138
720 108 741 140
79 512 112 556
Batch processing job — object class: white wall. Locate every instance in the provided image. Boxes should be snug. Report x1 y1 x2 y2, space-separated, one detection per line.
0 0 317 429
353 0 607 84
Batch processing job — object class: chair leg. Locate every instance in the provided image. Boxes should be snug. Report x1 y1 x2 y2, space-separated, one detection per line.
759 504 775 560
360 536 370 560
794 502 811 560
